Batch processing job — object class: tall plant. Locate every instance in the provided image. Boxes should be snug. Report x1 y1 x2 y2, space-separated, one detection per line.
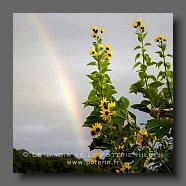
83 19 173 174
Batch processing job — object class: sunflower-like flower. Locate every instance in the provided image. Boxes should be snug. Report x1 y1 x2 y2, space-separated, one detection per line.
89 49 97 56
106 51 112 58
91 26 99 34
91 151 101 162
115 144 124 153
116 167 124 173
135 132 143 146
105 44 112 51
92 122 102 133
97 44 104 51
100 109 112 121
108 101 116 109
144 154 153 167
154 35 168 42
116 162 131 173
99 28 104 34
132 18 142 28
140 24 145 32
123 137 128 143
104 54 111 61
99 97 108 110
91 33 97 38
139 128 148 137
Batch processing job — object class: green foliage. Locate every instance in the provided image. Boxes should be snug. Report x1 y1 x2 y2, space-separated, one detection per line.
83 22 173 174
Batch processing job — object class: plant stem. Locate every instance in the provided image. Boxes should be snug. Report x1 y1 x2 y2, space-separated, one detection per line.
140 35 154 109
162 47 173 103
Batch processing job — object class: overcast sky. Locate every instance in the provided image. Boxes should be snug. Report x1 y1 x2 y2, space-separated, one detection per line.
13 13 173 159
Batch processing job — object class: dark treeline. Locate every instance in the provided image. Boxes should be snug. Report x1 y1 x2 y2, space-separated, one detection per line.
13 148 110 173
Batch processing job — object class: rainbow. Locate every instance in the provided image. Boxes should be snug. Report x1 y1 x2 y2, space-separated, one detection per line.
26 13 87 153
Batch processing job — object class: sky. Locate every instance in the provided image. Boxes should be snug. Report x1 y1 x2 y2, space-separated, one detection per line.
13 13 173 159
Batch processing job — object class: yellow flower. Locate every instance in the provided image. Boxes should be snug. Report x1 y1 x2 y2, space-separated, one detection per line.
98 44 104 51
92 122 102 133
135 132 144 146
116 167 124 173
100 109 112 121
91 33 97 38
104 54 111 61
116 163 132 173
154 35 162 42
153 135 157 142
99 97 108 110
123 137 128 143
162 35 168 41
91 151 101 162
105 44 112 51
154 35 168 42
106 51 112 58
108 101 116 109
91 26 99 33
99 28 104 34
95 51 101 57
144 154 153 167
89 49 97 56
132 18 142 28
140 24 145 32
139 128 148 137
122 162 132 173
116 144 124 153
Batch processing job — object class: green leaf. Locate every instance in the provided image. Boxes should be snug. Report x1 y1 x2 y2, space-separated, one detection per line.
134 45 141 50
87 61 97 66
147 119 172 137
113 116 125 126
144 54 151 64
147 75 157 81
142 32 147 39
135 53 141 62
165 69 171 78
133 62 141 69
88 89 97 100
144 43 151 46
118 96 130 108
130 81 145 94
128 111 136 123
87 71 98 80
167 54 173 58
141 100 151 105
156 51 163 58
140 64 147 71
149 81 164 88
105 88 117 96
83 109 101 127
138 71 146 80
156 61 163 68
116 108 128 119
131 104 150 113
138 35 143 42
157 71 166 80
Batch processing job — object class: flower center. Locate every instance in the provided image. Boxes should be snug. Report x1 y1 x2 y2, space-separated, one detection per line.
104 105 108 109
96 128 100 132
